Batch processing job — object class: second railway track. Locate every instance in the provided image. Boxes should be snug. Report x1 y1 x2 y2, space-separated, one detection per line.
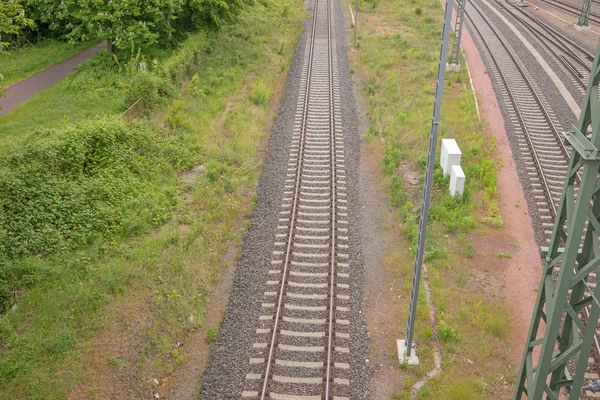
467 0 600 391
240 0 352 398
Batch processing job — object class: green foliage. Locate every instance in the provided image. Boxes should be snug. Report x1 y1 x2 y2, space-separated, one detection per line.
0 0 33 52
166 97 188 128
484 313 508 338
390 177 406 207
0 118 192 266
25 0 254 51
415 7 423 15
382 148 401 176
206 327 218 343
438 320 459 342
365 0 382 9
0 0 304 396
249 80 270 105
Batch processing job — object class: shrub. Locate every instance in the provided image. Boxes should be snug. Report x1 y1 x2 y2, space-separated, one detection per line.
0 117 192 263
124 71 174 110
415 7 423 15
166 97 188 128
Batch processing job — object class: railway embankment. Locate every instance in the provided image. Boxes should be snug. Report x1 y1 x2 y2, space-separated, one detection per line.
0 0 305 397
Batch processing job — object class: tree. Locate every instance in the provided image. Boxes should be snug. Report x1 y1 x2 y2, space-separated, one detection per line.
25 0 253 51
0 0 33 52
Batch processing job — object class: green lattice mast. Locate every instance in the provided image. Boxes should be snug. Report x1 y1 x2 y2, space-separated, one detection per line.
514 39 600 399
578 0 592 27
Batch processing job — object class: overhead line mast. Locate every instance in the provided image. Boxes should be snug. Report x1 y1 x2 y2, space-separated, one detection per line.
514 39 600 399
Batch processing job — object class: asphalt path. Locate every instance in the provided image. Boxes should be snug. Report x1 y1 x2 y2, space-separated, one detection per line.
0 42 106 117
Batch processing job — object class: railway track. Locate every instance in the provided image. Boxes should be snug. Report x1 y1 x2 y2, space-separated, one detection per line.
467 0 600 391
467 0 568 234
240 0 351 398
499 0 594 93
540 0 600 25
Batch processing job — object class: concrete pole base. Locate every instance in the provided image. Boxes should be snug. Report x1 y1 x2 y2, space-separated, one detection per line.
574 24 591 31
446 63 461 72
397 339 420 365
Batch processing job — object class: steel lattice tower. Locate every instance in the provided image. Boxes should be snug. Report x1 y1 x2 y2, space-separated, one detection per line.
578 0 592 27
448 0 467 66
514 39 600 399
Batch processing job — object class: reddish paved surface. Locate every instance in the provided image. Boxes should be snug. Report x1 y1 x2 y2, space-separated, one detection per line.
0 42 106 117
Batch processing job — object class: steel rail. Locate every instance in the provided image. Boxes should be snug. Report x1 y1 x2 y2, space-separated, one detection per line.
470 2 570 162
324 0 336 394
259 0 320 396
508 3 594 62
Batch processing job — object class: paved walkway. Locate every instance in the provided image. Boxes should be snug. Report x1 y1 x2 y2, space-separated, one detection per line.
0 42 106 117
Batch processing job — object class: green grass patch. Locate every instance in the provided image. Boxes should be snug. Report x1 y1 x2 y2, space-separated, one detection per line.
0 40 98 86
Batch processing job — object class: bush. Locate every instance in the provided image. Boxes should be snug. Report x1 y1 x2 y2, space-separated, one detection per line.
0 117 192 262
124 71 174 110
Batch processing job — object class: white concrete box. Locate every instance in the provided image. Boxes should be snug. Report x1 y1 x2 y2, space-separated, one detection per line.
440 138 461 176
450 164 465 197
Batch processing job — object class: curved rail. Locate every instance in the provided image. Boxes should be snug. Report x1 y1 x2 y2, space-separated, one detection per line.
499 0 592 90
540 0 600 25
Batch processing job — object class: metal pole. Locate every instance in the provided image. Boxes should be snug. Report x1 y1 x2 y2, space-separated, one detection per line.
405 0 454 357
354 0 358 50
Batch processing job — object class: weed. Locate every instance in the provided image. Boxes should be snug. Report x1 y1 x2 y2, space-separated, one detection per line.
421 326 433 340
107 356 122 367
437 298 447 313
498 252 512 259
463 242 475 258
170 349 185 364
455 268 469 284
383 149 401 176
250 80 270 105
206 328 219 343
415 7 423 14
484 313 508 338
438 320 459 342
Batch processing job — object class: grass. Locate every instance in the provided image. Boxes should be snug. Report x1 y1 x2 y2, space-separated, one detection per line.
0 0 305 397
350 0 514 397
0 40 98 86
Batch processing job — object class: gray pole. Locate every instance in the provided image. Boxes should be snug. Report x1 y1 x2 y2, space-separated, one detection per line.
405 0 454 357
354 0 358 50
